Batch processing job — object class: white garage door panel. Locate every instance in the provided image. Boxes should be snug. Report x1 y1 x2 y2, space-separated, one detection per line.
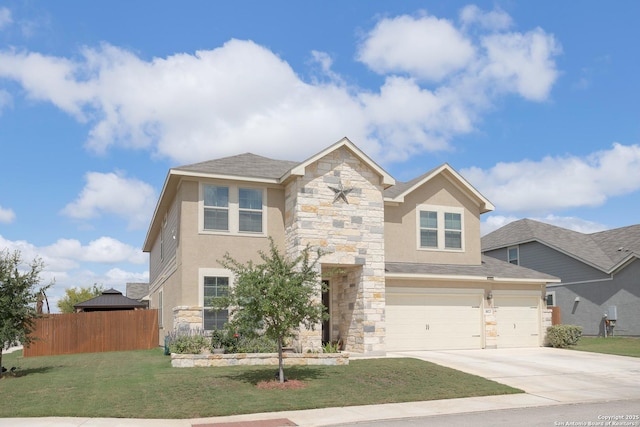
386 292 483 351
495 295 540 348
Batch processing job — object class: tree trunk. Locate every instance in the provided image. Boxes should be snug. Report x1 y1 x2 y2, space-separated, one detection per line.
277 336 285 383
0 348 3 378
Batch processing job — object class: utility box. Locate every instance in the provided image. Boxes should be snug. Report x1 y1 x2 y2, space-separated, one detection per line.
607 306 618 321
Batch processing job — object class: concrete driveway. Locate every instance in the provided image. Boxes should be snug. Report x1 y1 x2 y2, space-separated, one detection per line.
389 347 640 404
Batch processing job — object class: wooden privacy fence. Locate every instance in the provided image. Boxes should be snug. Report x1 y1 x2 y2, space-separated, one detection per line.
24 310 159 357
550 306 561 325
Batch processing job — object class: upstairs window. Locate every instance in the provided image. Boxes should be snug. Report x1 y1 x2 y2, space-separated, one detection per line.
202 184 264 234
417 205 464 251
239 188 263 232
508 246 519 265
444 212 462 249
204 186 229 231
419 211 438 248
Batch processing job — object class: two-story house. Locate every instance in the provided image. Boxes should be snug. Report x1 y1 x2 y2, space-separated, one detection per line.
482 218 640 337
143 138 558 355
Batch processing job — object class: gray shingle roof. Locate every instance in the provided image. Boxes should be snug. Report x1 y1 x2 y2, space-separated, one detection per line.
481 218 640 272
174 153 299 180
74 288 147 310
383 166 439 199
126 282 149 301
386 255 558 281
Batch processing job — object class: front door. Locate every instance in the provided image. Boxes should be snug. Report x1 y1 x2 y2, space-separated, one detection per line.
322 280 330 344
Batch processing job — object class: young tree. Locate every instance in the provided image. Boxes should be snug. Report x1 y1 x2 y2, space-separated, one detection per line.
215 238 327 383
57 284 104 313
0 249 48 373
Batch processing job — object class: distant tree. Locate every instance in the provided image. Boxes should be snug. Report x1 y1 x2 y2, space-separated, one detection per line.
214 238 327 383
0 249 49 373
57 284 104 313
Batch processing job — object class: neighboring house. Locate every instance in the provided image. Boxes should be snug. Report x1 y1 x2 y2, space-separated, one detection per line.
74 288 148 312
143 137 558 354
126 282 150 308
482 218 640 336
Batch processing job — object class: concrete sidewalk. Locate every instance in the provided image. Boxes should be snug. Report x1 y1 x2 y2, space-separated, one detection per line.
0 393 569 427
2 347 639 427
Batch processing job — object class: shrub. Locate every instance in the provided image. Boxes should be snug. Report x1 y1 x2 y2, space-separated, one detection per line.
234 335 278 353
546 324 583 348
167 328 210 354
322 341 340 353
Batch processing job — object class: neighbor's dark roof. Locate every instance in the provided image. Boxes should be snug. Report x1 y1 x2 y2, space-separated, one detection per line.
481 218 640 272
174 153 299 180
74 288 147 309
386 255 558 282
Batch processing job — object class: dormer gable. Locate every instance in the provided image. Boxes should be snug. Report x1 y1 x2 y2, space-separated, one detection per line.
384 163 494 214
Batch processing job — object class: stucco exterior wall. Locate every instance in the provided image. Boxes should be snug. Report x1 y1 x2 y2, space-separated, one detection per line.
176 179 287 308
384 174 482 265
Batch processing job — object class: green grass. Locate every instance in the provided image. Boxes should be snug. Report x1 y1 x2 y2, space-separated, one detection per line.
0 349 521 419
572 336 640 357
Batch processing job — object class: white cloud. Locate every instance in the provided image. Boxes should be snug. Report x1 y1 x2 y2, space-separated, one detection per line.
0 205 15 223
0 7 12 30
463 143 640 214
357 13 475 81
460 5 513 31
0 234 148 312
0 89 12 114
62 171 157 230
480 28 561 101
0 8 560 164
45 236 147 265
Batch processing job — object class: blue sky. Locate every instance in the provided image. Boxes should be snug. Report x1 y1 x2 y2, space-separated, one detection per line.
1 1 639 310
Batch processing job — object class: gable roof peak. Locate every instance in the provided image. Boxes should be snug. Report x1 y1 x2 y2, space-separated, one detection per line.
283 137 395 188
384 162 494 213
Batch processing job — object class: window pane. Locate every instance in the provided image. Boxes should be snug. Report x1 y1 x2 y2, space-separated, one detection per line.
239 211 262 232
239 188 262 209
204 208 228 230
204 276 228 299
445 231 462 249
508 247 518 264
444 212 461 230
204 309 228 331
546 294 554 306
420 211 437 228
204 186 228 207
420 230 438 247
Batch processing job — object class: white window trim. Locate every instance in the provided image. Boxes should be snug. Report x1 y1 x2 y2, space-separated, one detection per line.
546 291 556 307
507 245 519 265
199 183 267 236
199 268 234 307
199 268 234 331
416 204 465 252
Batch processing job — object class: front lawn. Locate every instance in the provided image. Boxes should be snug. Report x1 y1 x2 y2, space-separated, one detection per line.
0 349 521 419
572 336 640 358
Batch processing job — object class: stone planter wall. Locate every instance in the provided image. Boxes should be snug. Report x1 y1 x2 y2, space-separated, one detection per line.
171 352 349 368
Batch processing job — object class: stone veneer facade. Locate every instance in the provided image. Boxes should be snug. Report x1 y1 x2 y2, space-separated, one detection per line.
284 147 386 355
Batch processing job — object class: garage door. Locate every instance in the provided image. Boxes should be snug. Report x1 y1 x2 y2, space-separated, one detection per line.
386 291 483 351
494 295 540 348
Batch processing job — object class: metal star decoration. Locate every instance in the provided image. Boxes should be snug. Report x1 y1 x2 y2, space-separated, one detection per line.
328 182 354 204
